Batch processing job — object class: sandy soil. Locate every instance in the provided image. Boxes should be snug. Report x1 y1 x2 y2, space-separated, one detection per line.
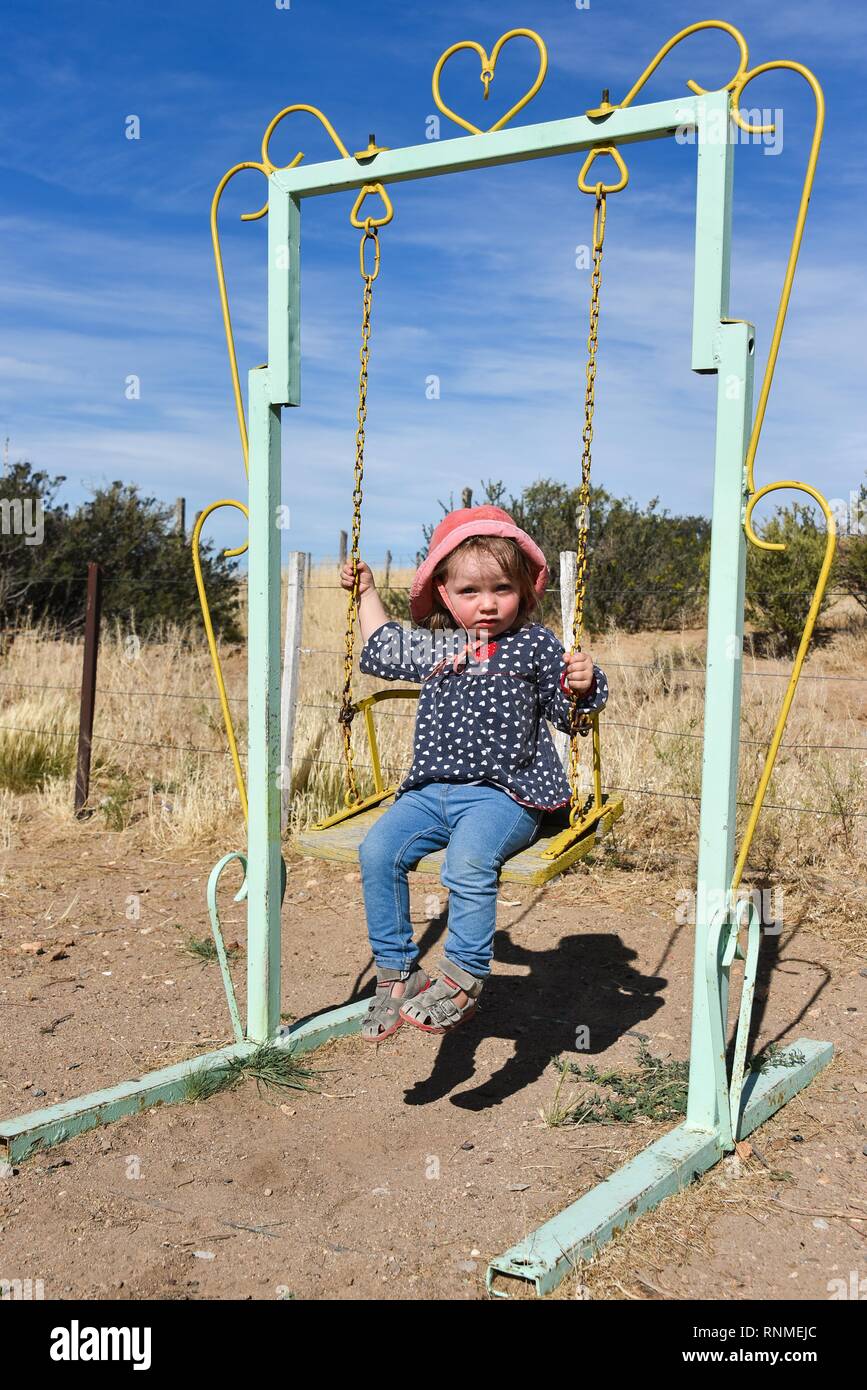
0 827 864 1301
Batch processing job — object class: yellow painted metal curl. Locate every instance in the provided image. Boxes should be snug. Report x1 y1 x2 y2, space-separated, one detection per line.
609 22 833 895
192 500 249 821
730 62 825 499
432 28 548 135
733 484 836 889
210 106 351 477
617 19 751 109
211 162 273 476
727 63 830 886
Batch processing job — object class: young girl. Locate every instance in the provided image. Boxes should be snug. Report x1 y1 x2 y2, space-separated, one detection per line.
339 505 609 1042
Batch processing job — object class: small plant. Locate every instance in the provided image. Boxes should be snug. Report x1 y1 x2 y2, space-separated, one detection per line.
98 775 135 830
549 1042 689 1124
539 1065 600 1128
180 934 241 963
746 1043 807 1074
0 729 76 793
837 478 867 610
183 1042 319 1103
380 584 411 622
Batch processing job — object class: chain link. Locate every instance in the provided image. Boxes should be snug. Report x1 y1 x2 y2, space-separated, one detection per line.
339 225 379 806
567 189 607 824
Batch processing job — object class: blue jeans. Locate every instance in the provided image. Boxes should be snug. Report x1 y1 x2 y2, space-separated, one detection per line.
358 782 543 979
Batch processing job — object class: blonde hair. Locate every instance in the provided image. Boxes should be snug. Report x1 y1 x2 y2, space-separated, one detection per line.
424 535 541 631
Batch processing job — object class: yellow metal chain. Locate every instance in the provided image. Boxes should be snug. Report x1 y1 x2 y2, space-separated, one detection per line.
567 188 607 823
339 225 380 806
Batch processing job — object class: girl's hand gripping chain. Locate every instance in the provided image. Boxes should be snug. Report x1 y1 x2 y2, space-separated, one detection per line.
562 649 595 697
340 559 376 596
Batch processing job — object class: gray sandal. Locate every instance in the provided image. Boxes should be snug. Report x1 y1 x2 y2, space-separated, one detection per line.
399 958 484 1034
362 965 431 1043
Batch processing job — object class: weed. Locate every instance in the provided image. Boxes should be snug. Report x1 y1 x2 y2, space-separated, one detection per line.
0 729 75 793
550 1042 689 1124
746 1042 807 1073
98 775 135 830
180 934 241 963
183 1043 319 1103
539 1065 601 1128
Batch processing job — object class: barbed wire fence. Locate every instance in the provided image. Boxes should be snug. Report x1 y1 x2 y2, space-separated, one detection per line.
0 554 864 833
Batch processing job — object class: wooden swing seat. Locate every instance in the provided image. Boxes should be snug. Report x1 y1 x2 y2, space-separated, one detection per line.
295 691 624 886
296 791 623 886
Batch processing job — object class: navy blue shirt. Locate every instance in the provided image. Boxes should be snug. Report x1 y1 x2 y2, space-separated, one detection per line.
358 619 609 811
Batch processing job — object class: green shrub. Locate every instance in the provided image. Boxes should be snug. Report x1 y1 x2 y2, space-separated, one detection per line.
0 729 76 793
745 502 836 654
837 481 867 612
418 478 711 634
1 462 242 641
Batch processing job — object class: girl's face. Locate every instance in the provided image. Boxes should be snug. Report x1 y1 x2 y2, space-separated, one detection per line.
442 553 522 637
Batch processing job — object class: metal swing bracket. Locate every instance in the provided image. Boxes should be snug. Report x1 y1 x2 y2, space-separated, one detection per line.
206 850 289 1044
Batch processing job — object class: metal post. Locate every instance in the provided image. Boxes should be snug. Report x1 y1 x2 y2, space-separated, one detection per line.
74 562 102 815
280 551 306 830
686 320 755 1132
245 368 284 1042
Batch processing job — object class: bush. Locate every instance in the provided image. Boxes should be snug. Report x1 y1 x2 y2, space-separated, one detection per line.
417 478 711 634
587 495 710 632
745 501 836 654
837 481 867 613
0 462 242 641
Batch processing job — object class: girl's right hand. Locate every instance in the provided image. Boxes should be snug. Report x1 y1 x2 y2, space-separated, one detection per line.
339 559 376 596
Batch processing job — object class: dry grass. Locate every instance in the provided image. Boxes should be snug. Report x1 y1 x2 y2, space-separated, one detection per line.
549 1051 857 1300
0 565 864 938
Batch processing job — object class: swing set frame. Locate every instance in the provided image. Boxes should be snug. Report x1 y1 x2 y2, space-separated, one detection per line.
0 22 835 1300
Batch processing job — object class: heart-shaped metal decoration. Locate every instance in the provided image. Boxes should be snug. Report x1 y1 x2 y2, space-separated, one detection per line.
432 28 548 136
577 145 630 195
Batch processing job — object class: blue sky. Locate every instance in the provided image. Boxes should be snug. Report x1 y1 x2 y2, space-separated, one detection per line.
1 0 864 567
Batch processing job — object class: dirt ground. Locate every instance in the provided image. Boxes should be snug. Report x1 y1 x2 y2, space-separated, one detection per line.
0 824 864 1301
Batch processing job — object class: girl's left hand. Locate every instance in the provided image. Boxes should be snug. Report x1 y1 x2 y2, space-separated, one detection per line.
562 650 595 696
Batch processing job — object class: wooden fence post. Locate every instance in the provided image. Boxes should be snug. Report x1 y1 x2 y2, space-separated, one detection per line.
280 552 306 830
338 530 347 566
74 562 102 815
384 549 392 590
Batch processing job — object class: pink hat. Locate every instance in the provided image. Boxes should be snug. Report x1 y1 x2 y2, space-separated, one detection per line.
410 506 549 623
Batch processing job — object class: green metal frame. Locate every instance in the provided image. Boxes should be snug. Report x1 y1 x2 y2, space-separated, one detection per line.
0 87 832 1299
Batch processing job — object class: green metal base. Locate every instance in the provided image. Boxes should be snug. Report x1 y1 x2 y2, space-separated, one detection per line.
486 1038 833 1298
2 1019 832 1302
0 1001 367 1164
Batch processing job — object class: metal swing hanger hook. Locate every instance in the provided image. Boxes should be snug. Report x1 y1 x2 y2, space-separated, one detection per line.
350 132 395 244
577 91 630 200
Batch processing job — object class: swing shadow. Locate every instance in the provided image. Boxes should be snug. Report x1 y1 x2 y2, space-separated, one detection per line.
401 913 667 1111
